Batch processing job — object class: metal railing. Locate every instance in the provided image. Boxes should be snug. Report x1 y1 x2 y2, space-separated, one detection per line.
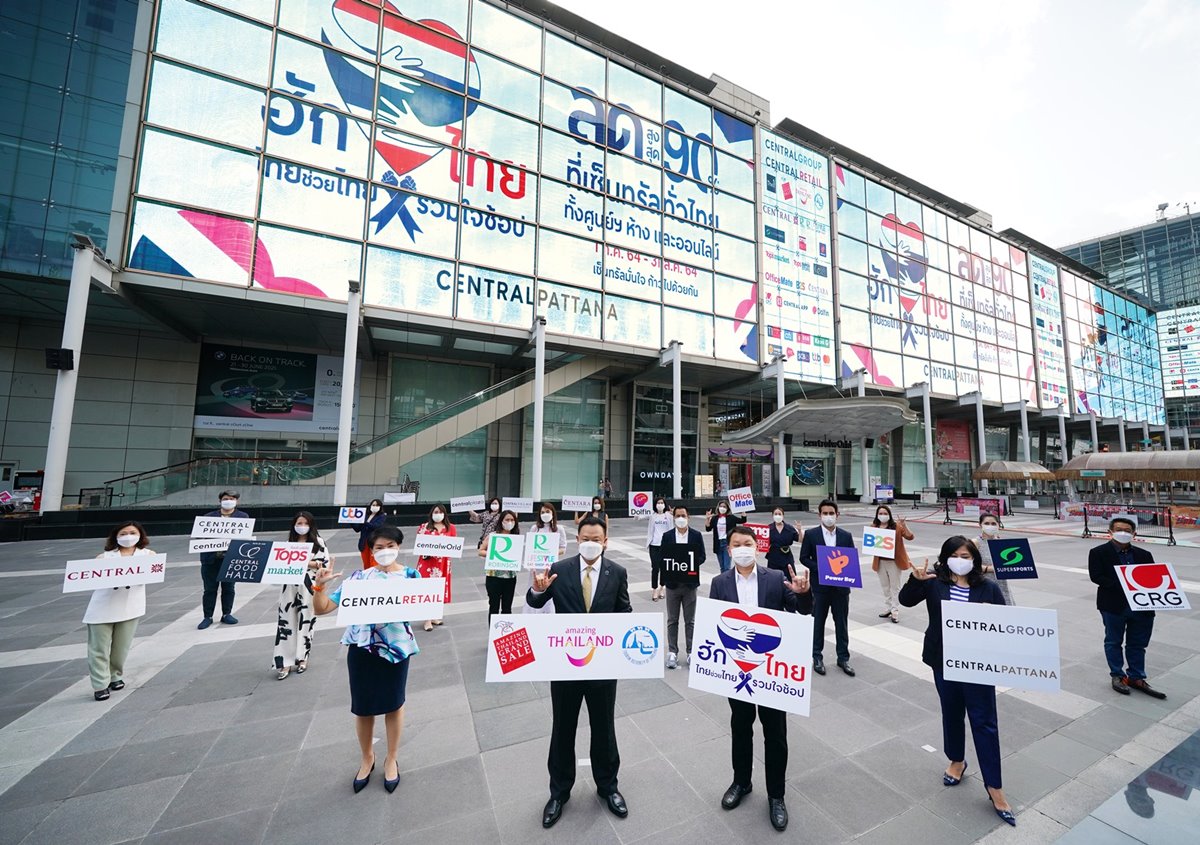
1079 503 1176 546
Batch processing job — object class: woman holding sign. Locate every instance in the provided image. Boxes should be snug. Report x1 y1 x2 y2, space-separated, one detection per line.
525 504 567 614
976 514 1014 605
85 521 154 701
575 496 609 530
311 525 419 794
899 537 1016 827
351 499 390 569
765 507 802 579
415 504 455 631
480 510 520 618
870 505 913 623
272 511 330 680
705 498 746 573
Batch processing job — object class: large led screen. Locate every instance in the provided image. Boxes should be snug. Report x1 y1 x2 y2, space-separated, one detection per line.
1029 254 1070 409
127 0 758 361
1158 304 1200 399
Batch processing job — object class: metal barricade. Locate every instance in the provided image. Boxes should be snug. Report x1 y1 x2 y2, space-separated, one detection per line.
1079 504 1175 546
943 496 1005 527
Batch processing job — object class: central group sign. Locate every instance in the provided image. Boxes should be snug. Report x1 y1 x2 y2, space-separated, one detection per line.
942 601 1061 691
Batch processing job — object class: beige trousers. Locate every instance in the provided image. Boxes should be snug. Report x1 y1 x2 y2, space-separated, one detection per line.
87 619 139 690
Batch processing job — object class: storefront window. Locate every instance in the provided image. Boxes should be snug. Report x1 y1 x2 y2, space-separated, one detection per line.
632 384 698 495
521 378 605 498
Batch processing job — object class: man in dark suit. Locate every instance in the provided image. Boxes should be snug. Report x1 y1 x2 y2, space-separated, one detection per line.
799 498 856 676
1088 517 1167 699
710 524 811 831
527 515 633 828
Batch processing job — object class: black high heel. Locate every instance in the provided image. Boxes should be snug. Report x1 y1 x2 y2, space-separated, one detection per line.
987 786 1016 826
352 758 375 793
384 762 399 794
943 761 968 786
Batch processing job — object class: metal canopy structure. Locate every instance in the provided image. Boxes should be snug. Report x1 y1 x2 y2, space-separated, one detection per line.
720 396 918 445
1057 452 1200 482
972 460 1056 481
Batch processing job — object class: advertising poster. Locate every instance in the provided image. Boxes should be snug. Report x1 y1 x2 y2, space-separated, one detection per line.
942 602 1061 692
485 613 665 681
985 538 1039 580
335 577 447 625
628 491 653 517
483 534 524 573
862 527 896 559
190 516 255 540
1029 254 1069 409
726 486 755 514
193 343 359 434
1158 305 1200 399
936 419 971 461
688 598 814 716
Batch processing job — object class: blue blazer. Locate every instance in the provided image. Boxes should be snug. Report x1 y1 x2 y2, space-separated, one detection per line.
798 525 855 593
898 574 1006 669
709 565 812 615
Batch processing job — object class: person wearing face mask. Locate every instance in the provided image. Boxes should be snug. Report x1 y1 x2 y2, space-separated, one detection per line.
272 511 331 680
1088 518 1167 699
197 491 248 629
900 537 1015 827
975 514 1013 605
657 506 707 668
765 507 802 580
311 525 420 795
85 521 154 701
469 497 504 551
415 504 456 632
705 499 746 573
710 525 811 831
525 504 568 615
480 510 520 619
870 505 913 623
576 496 609 530
799 499 856 676
527 516 632 828
351 499 390 569
645 497 673 601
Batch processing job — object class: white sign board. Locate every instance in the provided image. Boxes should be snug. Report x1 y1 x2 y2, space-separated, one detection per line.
190 516 255 539
503 497 534 514
628 491 653 517
962 505 981 517
335 577 446 625
261 542 312 585
561 495 594 512
1023 499 1039 509
727 486 755 514
412 534 465 559
486 612 665 681
862 527 897 559
524 532 559 569
484 534 524 572
688 598 814 716
383 491 416 505
942 601 1061 691
63 553 167 593
450 495 486 513
338 506 367 524
188 537 230 555
1116 562 1191 611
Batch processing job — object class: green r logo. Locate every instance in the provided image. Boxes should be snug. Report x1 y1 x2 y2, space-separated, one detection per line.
491 536 516 563
998 546 1024 566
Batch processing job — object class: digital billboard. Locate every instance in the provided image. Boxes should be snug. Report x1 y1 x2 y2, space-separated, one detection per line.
1029 254 1070 409
758 131 835 382
1158 304 1200 399
126 0 758 362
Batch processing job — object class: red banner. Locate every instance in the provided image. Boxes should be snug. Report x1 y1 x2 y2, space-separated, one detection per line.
936 419 971 461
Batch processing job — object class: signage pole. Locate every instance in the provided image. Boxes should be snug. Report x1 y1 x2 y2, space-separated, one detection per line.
333 281 361 507
776 359 787 499
1057 405 1069 493
1117 417 1127 453
975 393 987 494
531 318 546 500
658 341 683 500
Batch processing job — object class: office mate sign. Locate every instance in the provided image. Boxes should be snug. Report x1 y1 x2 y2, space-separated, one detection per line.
1117 562 1191 611
986 538 1039 580
688 598 815 716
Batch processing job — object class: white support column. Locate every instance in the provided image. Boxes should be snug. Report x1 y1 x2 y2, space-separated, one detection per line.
1118 417 1127 452
658 341 683 500
1089 412 1099 453
1142 420 1150 450
763 356 788 498
905 382 935 493
1164 425 1173 451
531 318 546 500
858 376 870 502
41 241 111 513
1019 403 1031 463
333 281 362 506
1185 424 1192 451
1057 406 1070 492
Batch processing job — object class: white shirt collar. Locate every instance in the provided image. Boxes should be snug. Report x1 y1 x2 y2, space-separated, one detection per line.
580 555 601 575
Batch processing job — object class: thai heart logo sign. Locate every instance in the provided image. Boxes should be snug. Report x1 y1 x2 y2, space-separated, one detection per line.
716 608 782 694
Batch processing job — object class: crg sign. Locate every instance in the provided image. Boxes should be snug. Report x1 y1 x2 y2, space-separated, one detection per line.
1116 563 1191 611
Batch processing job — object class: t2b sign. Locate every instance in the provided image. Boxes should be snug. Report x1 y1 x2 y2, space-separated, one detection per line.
1117 563 1191 611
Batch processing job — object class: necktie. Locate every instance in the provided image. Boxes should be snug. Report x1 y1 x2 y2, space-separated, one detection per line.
583 564 594 612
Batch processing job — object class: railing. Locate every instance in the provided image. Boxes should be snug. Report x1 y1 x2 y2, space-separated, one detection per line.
1078 503 1176 546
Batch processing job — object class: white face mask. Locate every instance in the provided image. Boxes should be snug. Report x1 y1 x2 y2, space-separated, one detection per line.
369 505 381 513
490 502 500 512
294 524 309 535
718 506 728 514
431 512 444 523
540 512 553 523
876 513 889 523
821 514 837 528
674 516 689 530
981 523 1000 536
947 557 974 576
730 546 757 567
220 499 237 510
579 540 604 562
655 503 666 513
116 534 140 548
1112 531 1134 545
593 503 602 511
773 514 785 524
502 520 516 531
373 548 399 567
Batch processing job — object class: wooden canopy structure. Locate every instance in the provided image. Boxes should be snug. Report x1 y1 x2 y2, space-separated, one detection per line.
1056 452 1200 482
972 460 1056 481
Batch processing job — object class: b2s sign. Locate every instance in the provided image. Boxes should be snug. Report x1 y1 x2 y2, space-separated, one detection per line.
1117 563 1191 611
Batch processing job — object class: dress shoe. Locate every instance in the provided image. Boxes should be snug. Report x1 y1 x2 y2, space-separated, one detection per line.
878 611 892 618
383 763 400 793
1111 676 1131 695
1127 678 1166 700
813 657 826 675
220 613 239 625
838 661 856 677
197 617 213 630
987 788 1016 826
352 758 375 793
943 760 968 786
108 680 125 691
604 790 628 818
93 689 110 701
768 797 788 831
721 782 752 810
542 797 567 828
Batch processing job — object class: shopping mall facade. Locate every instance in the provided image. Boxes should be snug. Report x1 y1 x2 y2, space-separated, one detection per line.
0 0 1174 509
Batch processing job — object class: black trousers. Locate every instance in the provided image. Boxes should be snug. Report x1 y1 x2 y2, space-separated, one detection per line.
200 559 236 618
811 585 850 663
729 698 788 799
485 575 516 617
548 679 620 799
933 672 1002 788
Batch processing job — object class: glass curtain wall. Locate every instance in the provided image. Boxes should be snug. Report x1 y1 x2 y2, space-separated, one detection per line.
632 384 698 496
521 378 605 499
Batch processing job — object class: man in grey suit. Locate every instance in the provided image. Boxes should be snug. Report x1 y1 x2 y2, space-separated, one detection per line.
527 516 632 828
709 524 811 831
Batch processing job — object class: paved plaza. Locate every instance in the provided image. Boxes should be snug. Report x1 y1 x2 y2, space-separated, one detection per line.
1 506 1198 845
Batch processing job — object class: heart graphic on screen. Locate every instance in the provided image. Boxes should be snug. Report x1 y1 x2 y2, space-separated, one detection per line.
717 609 782 673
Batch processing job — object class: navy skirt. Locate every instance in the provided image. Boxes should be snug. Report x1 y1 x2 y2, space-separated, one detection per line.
346 645 410 716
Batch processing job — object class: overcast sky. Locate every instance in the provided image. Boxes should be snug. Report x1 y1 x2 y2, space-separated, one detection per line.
552 0 1200 248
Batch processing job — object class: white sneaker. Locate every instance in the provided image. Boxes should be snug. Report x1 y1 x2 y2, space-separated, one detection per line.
684 652 691 665
666 652 678 669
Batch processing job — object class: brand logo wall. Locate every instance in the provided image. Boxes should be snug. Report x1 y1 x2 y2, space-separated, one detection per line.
986 538 1039 580
1117 563 1191 610
816 546 862 588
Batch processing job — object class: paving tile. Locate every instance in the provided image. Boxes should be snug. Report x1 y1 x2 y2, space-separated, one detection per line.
1018 732 1109 777
74 729 222 796
1058 705 1157 753
201 713 300 766
142 807 271 845
1032 778 1110 828
383 807 501 844
922 779 1013 839
790 758 909 836
482 736 557 805
20 775 187 845
849 736 947 800
612 678 684 715
397 711 480 773
803 700 893 756
1052 814 1142 845
151 752 293 831
0 748 117 811
628 699 725 755
851 805 966 845
622 807 739 845
473 697 551 752
995 749 1072 806
491 794 622 845
132 697 244 743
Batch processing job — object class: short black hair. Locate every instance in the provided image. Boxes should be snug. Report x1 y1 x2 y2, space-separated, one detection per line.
935 535 983 586
818 498 839 514
1109 517 1137 533
368 524 404 547
104 521 149 551
728 524 756 542
672 505 688 516
577 515 608 535
218 490 239 500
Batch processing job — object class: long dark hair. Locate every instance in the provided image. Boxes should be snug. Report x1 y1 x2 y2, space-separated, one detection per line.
591 495 605 512
366 498 384 515
104 521 149 551
873 505 896 530
935 535 984 586
539 502 559 532
425 503 449 532
289 510 323 553
496 510 521 534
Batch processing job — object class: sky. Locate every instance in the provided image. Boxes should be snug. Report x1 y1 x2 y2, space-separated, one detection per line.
551 0 1200 248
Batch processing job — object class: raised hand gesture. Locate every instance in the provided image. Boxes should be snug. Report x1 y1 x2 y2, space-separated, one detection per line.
785 565 810 593
314 562 342 587
912 557 936 580
533 565 557 592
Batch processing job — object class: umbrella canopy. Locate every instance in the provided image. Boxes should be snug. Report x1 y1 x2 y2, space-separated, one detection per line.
1056 451 1200 482
972 460 1056 481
